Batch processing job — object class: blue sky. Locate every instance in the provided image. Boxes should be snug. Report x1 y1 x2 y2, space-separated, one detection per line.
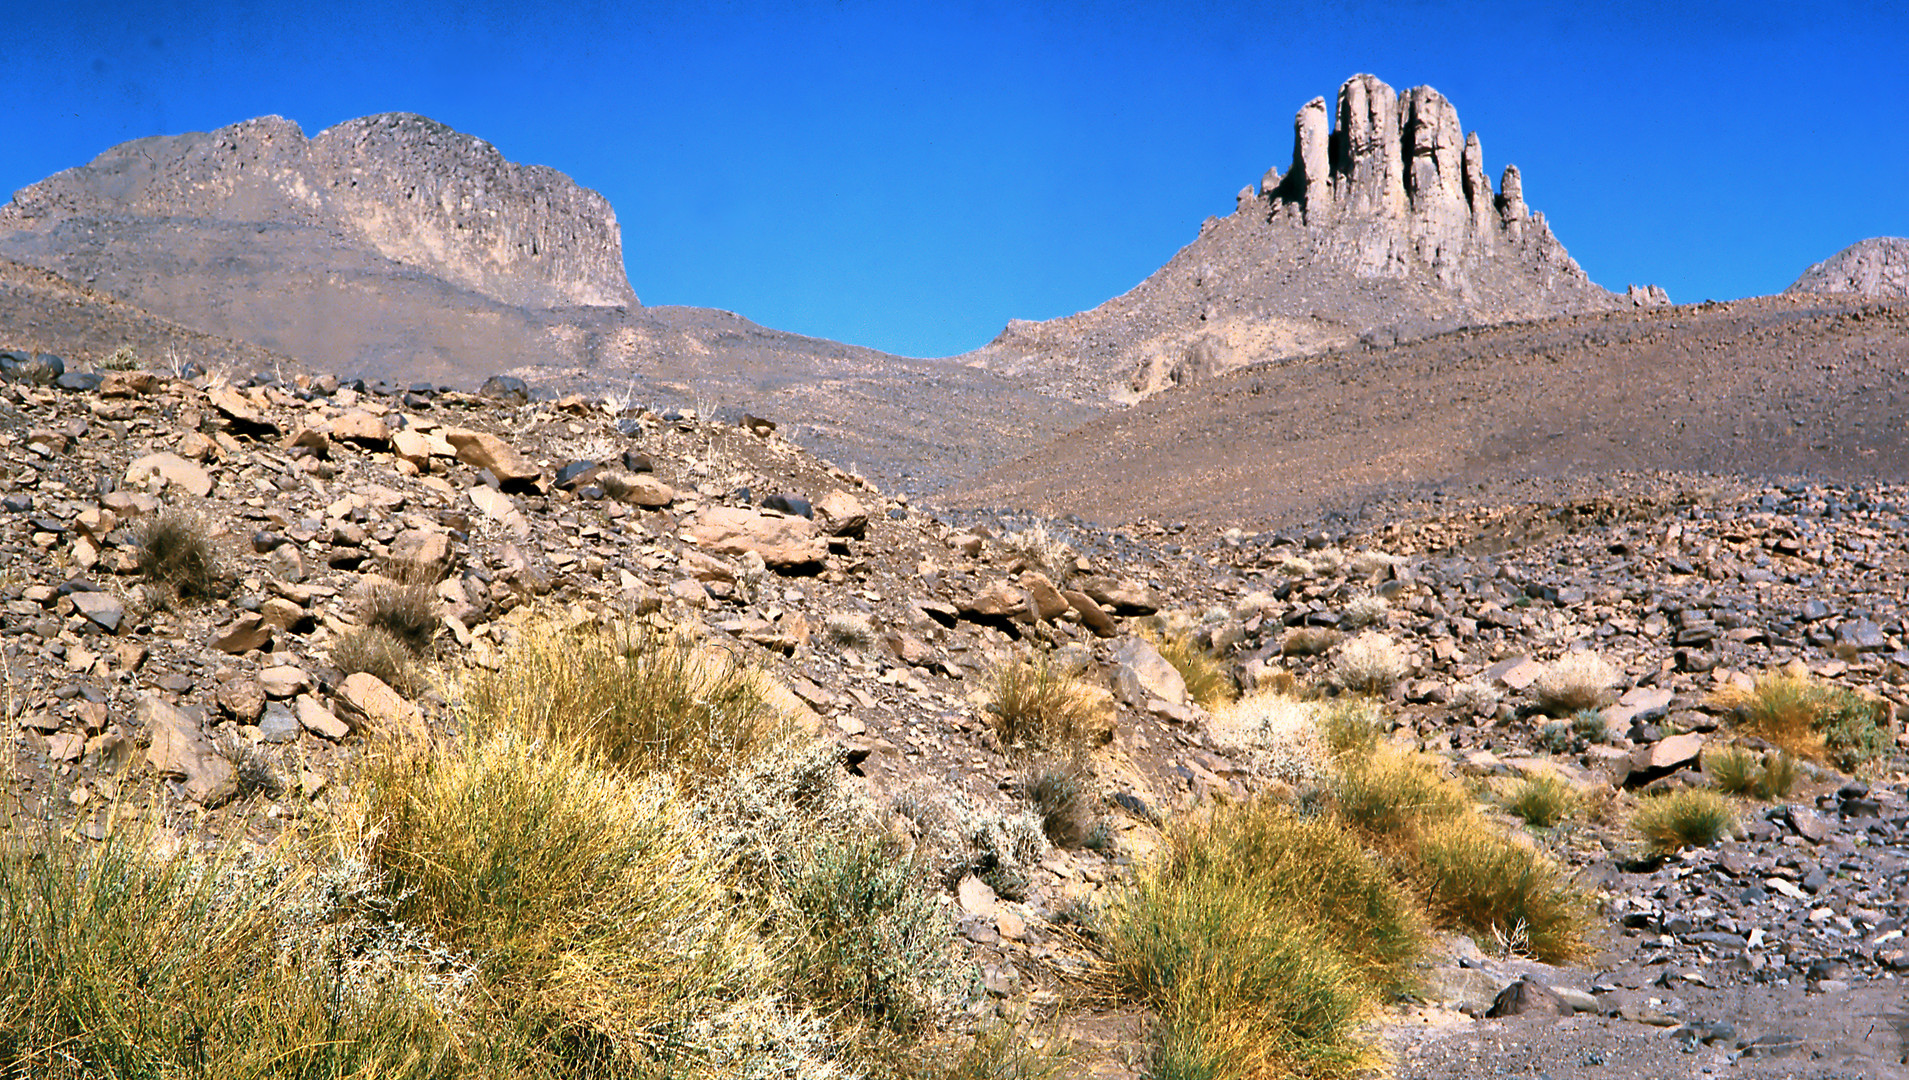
4 1 1904 358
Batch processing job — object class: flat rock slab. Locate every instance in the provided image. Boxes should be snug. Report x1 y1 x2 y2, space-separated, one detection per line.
684 507 826 570
140 695 237 806
124 452 212 497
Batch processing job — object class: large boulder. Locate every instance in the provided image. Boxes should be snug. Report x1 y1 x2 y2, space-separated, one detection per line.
684 507 827 570
1111 636 1187 709
333 672 430 752
141 696 238 806
445 427 541 486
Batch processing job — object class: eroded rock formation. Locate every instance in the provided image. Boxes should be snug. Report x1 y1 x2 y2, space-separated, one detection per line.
969 73 1632 401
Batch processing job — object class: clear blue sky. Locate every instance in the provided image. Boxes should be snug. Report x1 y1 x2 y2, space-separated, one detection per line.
4 1 1904 358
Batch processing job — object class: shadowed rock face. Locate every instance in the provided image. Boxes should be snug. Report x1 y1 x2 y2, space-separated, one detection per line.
965 73 1655 403
0 113 634 311
1789 237 1909 299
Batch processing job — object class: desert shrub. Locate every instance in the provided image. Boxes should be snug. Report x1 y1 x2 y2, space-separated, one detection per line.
1003 522 1075 582
1498 771 1579 828
1632 788 1736 855
1704 745 1799 800
1532 651 1616 716
1412 818 1592 963
1571 707 1611 742
987 651 1111 755
1150 630 1237 707
1206 691 1327 783
1280 625 1342 656
891 789 1047 903
460 615 787 786
102 345 139 370
135 508 223 603
360 578 439 655
824 611 878 651
332 625 420 695
1102 799 1424 1080
776 829 955 1038
1341 594 1388 630
1334 632 1409 695
358 726 747 1067
1448 678 1501 716
1536 721 1572 754
0 823 457 1079
1712 670 1892 771
1019 756 1101 847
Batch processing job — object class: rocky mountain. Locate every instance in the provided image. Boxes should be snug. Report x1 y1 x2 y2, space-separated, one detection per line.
1790 237 1909 299
0 115 1100 495
963 74 1657 402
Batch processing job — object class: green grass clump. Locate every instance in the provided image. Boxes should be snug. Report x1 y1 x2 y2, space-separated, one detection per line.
1103 799 1425 1080
988 651 1112 755
1704 745 1799 800
1498 772 1579 828
1413 819 1593 963
460 615 788 787
0 824 456 1079
1632 787 1736 855
1713 670 1893 772
1328 746 1592 963
358 727 745 1065
135 508 223 604
1151 631 1238 707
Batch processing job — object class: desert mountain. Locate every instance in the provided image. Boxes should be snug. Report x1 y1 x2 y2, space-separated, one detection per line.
963 73 1655 403
0 114 1105 493
1789 236 1909 299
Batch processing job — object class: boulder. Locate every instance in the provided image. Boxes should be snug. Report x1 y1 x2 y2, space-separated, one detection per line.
333 672 430 751
1112 636 1187 708
295 694 350 740
1019 571 1070 622
684 507 827 570
445 427 541 485
140 696 238 806
959 581 1027 621
257 665 315 699
124 452 213 497
603 471 675 507
1062 589 1119 637
68 590 125 632
330 410 391 446
814 490 868 538
468 484 531 539
479 374 531 405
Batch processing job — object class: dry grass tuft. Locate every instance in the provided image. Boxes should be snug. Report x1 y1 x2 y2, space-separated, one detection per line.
1704 745 1799 800
1532 651 1617 716
1711 670 1892 772
988 652 1112 756
1334 632 1409 695
1632 787 1736 855
135 508 224 604
1103 799 1425 1080
331 626 420 695
460 615 789 786
1498 771 1580 828
1206 691 1328 783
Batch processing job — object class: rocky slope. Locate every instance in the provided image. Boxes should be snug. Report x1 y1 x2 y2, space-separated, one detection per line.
1790 237 1909 299
1 349 1906 1077
952 294 1909 532
962 73 1651 404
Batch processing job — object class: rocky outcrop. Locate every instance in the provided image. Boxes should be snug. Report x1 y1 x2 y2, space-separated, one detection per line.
0 113 634 310
1788 237 1909 299
966 74 1625 400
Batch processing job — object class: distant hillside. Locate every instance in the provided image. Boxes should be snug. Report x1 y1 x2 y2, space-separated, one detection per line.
1790 237 1909 299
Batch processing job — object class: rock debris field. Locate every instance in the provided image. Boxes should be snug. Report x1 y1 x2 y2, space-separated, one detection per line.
1 348 1907 1078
